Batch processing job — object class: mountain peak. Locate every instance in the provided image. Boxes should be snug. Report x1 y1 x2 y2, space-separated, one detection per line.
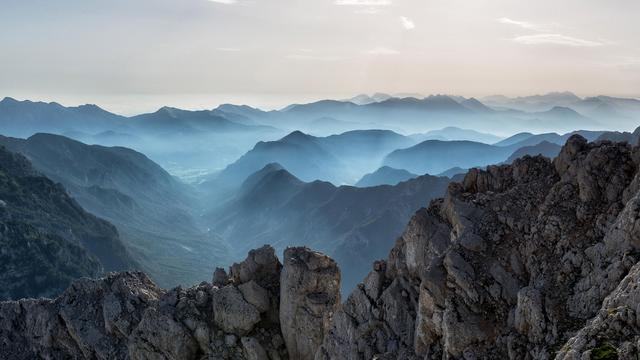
0 96 19 104
281 130 314 142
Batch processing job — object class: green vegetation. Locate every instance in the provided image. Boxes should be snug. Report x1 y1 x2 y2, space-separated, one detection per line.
591 343 618 360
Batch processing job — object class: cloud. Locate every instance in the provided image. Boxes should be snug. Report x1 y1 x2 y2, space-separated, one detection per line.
207 0 237 4
286 54 344 61
335 0 392 6
356 7 382 14
217 47 241 52
365 47 399 55
400 16 415 30
497 17 544 31
512 34 603 47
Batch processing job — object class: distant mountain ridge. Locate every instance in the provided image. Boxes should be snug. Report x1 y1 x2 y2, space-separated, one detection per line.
0 133 230 288
355 166 418 187
208 129 416 187
205 163 453 291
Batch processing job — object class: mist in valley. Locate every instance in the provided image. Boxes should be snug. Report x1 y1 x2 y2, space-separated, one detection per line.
2 92 639 293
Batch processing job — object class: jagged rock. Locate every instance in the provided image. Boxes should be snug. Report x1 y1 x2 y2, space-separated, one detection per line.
213 267 230 287
0 272 161 359
230 245 281 291
0 267 288 360
318 135 640 359
514 287 546 343
242 336 269 360
212 285 261 335
556 261 640 359
280 247 341 360
239 280 271 313
128 307 199 360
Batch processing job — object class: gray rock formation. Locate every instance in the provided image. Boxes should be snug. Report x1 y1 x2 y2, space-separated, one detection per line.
317 135 640 359
0 245 291 360
280 247 341 360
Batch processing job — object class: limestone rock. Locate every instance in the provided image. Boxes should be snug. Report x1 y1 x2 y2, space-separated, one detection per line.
212 285 261 335
280 247 341 360
230 245 281 290
317 136 640 359
239 280 271 313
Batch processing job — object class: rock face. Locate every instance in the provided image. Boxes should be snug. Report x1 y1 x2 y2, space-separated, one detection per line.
0 246 290 360
3 135 640 360
317 135 640 359
280 247 341 360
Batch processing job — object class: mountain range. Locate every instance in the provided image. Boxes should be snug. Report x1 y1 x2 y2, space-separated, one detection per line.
204 163 455 291
383 129 608 175
5 134 640 359
2 92 639 182
0 133 229 287
355 166 418 187
206 129 416 188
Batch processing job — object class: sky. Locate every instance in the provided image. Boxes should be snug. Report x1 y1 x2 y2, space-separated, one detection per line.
1 0 639 114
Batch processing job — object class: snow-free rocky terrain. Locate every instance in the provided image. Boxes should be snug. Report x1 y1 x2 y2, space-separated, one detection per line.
2 135 640 359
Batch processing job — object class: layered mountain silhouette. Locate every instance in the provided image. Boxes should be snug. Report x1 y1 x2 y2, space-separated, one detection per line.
0 134 229 287
0 98 285 175
482 91 582 112
495 130 605 148
410 126 503 144
483 92 640 129
596 125 640 145
355 166 418 187
382 129 606 175
242 94 606 134
0 97 125 138
0 146 135 299
208 129 416 187
505 140 562 163
383 140 517 175
204 163 453 291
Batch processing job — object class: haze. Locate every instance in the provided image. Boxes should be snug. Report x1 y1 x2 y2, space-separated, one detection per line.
1 0 639 114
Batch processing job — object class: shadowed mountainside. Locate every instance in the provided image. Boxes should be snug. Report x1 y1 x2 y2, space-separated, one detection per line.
207 129 416 188
0 133 230 287
0 146 135 300
355 166 418 187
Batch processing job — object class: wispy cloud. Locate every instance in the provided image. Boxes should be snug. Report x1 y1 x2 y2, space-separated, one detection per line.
365 47 399 55
400 16 415 30
498 17 602 47
207 0 237 4
513 34 603 47
498 17 546 31
356 7 382 14
286 54 344 61
217 47 241 52
335 0 392 5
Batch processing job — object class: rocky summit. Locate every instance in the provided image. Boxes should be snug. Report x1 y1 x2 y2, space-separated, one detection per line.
2 135 640 359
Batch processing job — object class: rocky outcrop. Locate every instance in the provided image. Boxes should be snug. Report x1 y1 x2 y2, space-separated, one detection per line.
280 247 341 360
318 135 640 359
0 245 341 360
556 262 640 359
0 245 289 360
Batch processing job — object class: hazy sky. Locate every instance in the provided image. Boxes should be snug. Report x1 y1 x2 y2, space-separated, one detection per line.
1 0 639 113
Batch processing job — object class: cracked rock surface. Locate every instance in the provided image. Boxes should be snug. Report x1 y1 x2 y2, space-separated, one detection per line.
317 135 640 359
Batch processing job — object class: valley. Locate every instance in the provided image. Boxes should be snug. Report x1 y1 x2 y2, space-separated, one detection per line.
1 92 639 296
